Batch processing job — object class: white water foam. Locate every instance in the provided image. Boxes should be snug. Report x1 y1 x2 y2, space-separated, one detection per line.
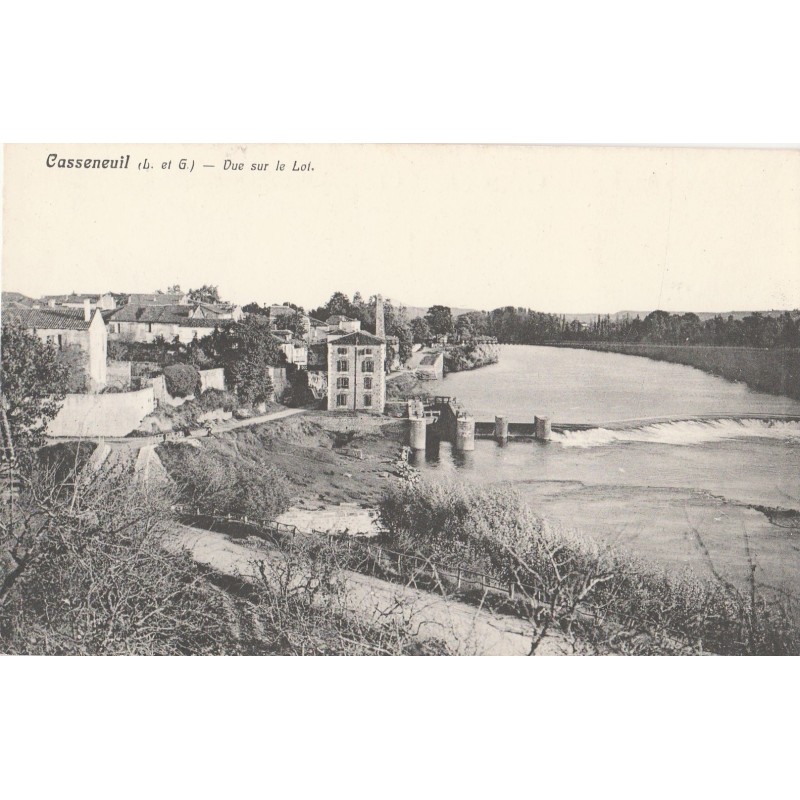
553 418 800 449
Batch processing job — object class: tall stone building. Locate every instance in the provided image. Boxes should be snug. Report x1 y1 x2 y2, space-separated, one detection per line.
326 332 386 413
326 295 386 413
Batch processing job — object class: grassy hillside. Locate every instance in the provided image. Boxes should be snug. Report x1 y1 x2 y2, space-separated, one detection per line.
551 342 800 401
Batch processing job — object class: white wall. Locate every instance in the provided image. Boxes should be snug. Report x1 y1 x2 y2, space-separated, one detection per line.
200 368 226 392
47 388 155 437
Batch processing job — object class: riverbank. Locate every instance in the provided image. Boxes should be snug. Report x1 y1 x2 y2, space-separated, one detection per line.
157 411 409 507
544 342 800 401
444 340 500 373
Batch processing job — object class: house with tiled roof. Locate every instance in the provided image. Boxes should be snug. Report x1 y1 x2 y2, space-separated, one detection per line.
106 304 232 344
2 304 107 391
126 291 189 307
189 302 243 321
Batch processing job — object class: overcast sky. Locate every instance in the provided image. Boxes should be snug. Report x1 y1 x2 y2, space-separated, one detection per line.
3 144 798 315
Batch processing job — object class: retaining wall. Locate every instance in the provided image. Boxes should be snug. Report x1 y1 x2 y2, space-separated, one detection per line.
200 368 226 392
47 387 155 437
268 367 289 401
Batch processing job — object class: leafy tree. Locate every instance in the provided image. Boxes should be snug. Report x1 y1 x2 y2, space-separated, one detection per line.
1 323 69 450
188 284 221 304
391 318 414 363
167 446 293 523
242 302 268 316
310 291 355 322
410 317 431 343
163 364 201 398
425 305 454 337
327 291 354 318
455 313 476 341
54 344 89 393
211 317 286 405
273 311 309 340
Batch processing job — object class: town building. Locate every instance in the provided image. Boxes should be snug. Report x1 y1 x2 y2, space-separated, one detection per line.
307 317 329 343
326 331 386 413
271 329 308 366
41 292 118 311
127 291 189 306
325 315 361 334
189 302 243 321
3 302 108 391
106 304 232 343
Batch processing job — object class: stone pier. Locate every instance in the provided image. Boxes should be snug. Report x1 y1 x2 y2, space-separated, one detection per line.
494 415 508 442
534 415 551 441
409 417 427 450
455 416 475 451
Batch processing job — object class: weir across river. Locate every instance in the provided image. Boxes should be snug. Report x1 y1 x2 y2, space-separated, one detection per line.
406 396 553 451
406 396 800 450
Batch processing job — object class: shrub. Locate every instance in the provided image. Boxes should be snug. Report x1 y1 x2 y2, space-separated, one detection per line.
163 364 200 398
161 446 293 523
198 388 238 413
378 480 799 655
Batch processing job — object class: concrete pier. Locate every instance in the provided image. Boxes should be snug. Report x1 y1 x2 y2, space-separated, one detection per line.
409 417 427 450
455 416 476 451
534 415 551 441
494 415 508 442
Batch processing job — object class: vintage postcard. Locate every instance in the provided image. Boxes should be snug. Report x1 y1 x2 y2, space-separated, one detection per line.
1 143 798 656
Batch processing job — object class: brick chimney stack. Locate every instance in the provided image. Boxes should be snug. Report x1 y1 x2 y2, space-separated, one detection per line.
83 298 91 322
375 294 385 339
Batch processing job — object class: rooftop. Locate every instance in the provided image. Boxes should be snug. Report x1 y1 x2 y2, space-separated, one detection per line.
127 292 186 306
2 306 99 331
108 305 231 327
329 331 385 346
42 292 102 303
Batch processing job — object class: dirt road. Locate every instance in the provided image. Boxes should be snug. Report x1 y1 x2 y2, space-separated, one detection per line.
170 524 572 656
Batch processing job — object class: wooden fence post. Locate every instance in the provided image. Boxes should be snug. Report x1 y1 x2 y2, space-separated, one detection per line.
509 582 515 600
456 567 462 590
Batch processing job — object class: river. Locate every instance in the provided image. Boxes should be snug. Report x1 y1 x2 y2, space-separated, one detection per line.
408 345 800 591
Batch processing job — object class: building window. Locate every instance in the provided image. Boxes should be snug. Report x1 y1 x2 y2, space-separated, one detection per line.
337 377 349 390
362 359 374 373
364 348 372 355
363 394 372 407
337 347 348 355
57 334 63 350
337 360 349 372
363 377 372 390
147 323 153 333
336 394 348 407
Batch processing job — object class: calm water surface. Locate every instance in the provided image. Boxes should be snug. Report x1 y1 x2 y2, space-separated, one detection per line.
408 346 800 589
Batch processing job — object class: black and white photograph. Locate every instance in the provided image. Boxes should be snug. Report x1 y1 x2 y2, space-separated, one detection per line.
3 5 800 797
2 143 798 657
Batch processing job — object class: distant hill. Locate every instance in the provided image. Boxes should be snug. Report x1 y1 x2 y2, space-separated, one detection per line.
1 291 36 309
